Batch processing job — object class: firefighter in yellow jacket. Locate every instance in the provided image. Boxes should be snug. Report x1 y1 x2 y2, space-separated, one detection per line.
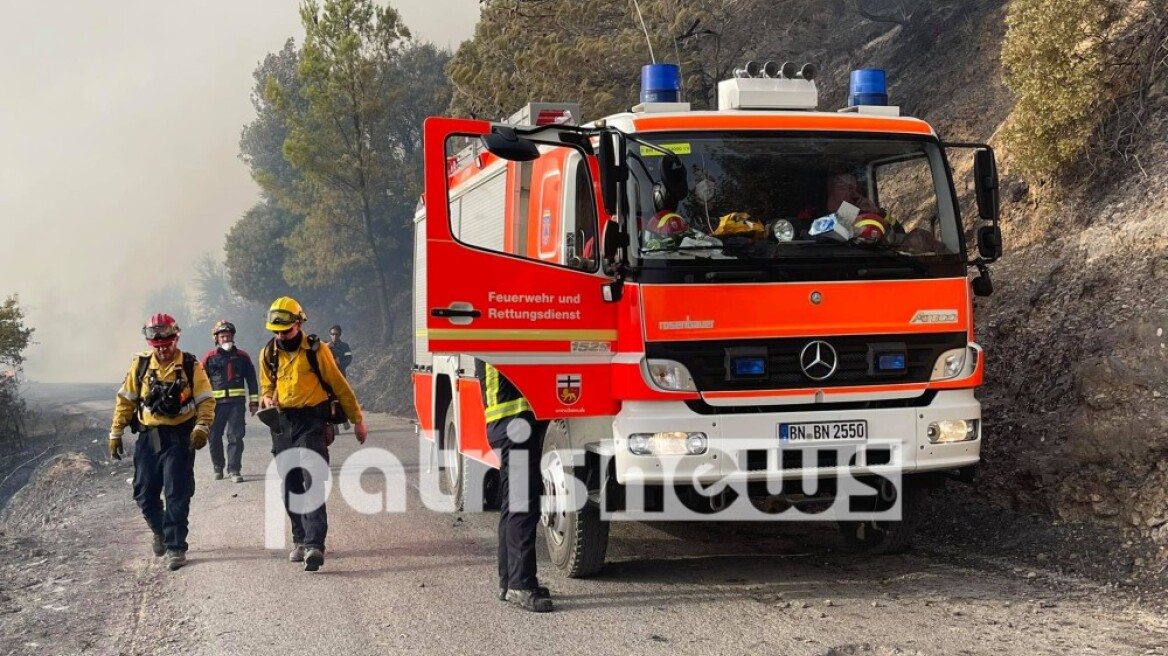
109 313 215 571
259 297 366 572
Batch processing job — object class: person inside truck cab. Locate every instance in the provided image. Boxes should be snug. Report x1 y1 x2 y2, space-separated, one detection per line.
798 173 902 239
639 157 692 250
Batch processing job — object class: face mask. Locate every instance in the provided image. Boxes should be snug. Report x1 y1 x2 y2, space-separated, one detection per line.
219 341 235 351
277 332 303 351
694 179 713 202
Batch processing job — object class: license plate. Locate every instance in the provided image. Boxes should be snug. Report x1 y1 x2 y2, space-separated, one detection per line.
779 420 868 443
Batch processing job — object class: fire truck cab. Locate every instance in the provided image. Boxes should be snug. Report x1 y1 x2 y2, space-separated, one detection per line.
414 64 1002 577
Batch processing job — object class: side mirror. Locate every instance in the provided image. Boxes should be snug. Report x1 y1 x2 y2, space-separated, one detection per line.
972 261 994 297
597 130 627 217
977 225 1002 261
974 148 999 222
481 126 539 162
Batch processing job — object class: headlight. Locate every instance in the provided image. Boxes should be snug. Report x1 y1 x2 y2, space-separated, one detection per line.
628 432 708 455
771 219 795 242
926 419 979 443
930 348 968 381
645 359 697 392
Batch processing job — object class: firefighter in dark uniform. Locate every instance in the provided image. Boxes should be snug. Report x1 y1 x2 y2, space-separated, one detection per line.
109 313 215 571
327 325 353 376
476 360 553 612
259 297 367 572
202 320 260 482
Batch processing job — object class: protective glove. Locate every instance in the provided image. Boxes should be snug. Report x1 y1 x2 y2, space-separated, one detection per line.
354 422 368 445
248 402 259 416
109 434 124 461
190 425 209 451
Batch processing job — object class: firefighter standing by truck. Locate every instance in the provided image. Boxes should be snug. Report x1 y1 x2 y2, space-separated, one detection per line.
259 297 367 572
109 313 215 571
475 360 553 613
202 320 260 483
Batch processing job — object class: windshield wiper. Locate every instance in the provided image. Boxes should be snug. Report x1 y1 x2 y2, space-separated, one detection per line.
849 241 932 276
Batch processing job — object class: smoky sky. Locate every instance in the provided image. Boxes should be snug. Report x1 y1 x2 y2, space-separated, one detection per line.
0 0 479 383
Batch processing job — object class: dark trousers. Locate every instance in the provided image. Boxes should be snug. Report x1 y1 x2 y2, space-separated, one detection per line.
492 416 546 591
132 421 196 552
270 406 330 550
209 401 246 473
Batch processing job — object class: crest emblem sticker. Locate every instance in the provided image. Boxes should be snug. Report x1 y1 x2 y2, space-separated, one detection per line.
556 374 581 406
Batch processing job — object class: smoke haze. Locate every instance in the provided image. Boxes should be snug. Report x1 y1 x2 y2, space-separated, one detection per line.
0 0 478 383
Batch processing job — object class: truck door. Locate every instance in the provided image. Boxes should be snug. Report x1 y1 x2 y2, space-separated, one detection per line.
423 117 619 418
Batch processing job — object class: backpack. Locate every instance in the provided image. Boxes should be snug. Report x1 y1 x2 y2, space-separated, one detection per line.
262 336 348 426
129 352 197 434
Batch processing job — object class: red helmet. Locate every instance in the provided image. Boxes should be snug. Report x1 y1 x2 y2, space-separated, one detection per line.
143 313 181 346
649 211 688 236
853 213 889 242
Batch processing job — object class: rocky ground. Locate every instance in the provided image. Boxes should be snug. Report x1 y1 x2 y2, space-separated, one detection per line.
0 404 1166 655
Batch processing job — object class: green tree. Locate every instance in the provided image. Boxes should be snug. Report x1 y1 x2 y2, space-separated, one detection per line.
446 0 765 120
224 201 298 305
275 0 413 344
0 296 35 449
241 38 307 207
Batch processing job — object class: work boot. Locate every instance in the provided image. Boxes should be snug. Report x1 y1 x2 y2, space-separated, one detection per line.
166 550 187 571
504 588 553 612
151 533 165 557
213 468 224 480
230 471 244 483
303 547 324 572
498 585 550 601
288 544 306 562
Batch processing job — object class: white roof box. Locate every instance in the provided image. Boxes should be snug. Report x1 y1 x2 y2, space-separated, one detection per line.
717 78 818 111
505 102 581 127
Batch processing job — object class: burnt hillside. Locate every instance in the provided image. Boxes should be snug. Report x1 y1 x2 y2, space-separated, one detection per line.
783 0 1168 540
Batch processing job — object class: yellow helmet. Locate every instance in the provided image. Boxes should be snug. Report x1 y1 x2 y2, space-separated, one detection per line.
266 297 306 332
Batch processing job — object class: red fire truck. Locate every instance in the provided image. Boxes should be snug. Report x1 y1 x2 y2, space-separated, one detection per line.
413 63 1001 576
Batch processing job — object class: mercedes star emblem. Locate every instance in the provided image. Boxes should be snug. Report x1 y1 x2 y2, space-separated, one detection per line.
799 340 838 381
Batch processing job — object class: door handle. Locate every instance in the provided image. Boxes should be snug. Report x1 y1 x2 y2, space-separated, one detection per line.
431 308 482 318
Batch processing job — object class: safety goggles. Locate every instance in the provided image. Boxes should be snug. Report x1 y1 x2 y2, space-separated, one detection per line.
267 309 299 327
143 325 179 341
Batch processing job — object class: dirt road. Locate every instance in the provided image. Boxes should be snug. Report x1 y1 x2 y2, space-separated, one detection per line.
2 402 1167 655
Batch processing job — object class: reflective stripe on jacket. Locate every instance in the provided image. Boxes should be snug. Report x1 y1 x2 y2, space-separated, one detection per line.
475 360 531 424
202 347 260 404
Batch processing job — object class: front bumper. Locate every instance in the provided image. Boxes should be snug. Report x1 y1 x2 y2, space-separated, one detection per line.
610 389 980 485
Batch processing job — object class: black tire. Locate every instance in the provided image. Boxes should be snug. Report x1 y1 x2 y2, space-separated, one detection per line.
540 421 609 578
837 477 924 555
439 404 466 512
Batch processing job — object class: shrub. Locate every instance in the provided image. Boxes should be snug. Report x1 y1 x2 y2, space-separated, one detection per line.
1001 0 1112 180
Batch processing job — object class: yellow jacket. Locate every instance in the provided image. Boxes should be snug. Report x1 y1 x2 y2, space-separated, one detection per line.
110 351 216 435
260 337 363 424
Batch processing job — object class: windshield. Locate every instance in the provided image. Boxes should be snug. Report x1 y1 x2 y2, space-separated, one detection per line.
623 132 964 281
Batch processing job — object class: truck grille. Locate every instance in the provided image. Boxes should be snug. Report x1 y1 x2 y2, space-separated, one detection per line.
645 332 966 391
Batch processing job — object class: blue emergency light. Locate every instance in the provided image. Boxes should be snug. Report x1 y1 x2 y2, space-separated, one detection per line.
733 356 767 377
641 64 681 103
849 69 888 106
878 352 906 371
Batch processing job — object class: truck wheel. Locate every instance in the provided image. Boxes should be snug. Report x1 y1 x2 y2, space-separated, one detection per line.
837 477 924 555
540 421 608 578
440 404 466 511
